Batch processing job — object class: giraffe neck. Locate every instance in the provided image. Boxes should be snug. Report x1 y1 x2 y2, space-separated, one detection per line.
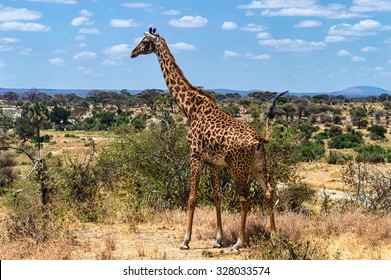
155 36 216 119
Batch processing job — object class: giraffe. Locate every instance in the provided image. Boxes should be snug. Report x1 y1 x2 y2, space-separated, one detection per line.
131 28 280 250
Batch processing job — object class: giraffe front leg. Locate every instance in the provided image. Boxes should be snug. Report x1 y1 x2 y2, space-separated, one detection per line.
210 165 223 248
180 157 203 250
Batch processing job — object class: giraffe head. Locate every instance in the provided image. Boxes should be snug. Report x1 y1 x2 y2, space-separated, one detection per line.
131 28 159 58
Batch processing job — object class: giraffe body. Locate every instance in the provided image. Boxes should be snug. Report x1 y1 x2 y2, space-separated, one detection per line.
131 30 276 250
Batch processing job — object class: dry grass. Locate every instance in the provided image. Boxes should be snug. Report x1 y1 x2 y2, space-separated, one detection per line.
1 205 391 260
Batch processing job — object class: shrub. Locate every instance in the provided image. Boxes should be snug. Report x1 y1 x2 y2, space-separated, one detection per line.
367 125 387 140
329 132 363 149
342 161 391 212
327 151 353 164
298 140 325 162
222 104 240 117
327 125 343 137
355 144 385 163
276 183 315 213
131 118 146 130
0 151 19 190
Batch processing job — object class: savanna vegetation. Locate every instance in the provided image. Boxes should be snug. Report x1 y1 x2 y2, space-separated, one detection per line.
0 88 390 259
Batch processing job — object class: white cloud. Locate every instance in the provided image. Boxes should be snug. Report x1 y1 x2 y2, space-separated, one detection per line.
361 46 378 52
76 66 102 76
54 48 66 54
73 51 96 60
350 0 391 12
121 2 152 8
103 44 130 59
224 50 239 58
240 23 267 32
19 47 32 55
162 10 180 15
329 19 386 37
0 21 50 32
221 21 237 30
325 35 346 43
238 0 317 9
49 57 65 65
294 20 322 28
246 53 271 60
71 16 93 26
110 19 142 28
80 9 92 17
0 60 6 68
0 45 14 52
256 32 271 39
79 28 101 35
337 49 352 56
101 59 121 66
259 38 326 52
238 0 363 19
28 0 76 3
0 6 42 22
352 55 365 62
168 42 197 52
0 37 20 44
169 16 208 28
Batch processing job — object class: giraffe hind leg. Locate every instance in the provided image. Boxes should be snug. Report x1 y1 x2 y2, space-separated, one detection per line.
210 164 224 248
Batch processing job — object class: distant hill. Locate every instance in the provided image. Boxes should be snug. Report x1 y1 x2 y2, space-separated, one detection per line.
1 85 390 98
331 86 391 97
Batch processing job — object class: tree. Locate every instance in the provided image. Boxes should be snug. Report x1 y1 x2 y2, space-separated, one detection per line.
350 107 368 129
28 102 49 157
49 106 71 125
1 91 18 105
0 109 15 132
367 125 387 140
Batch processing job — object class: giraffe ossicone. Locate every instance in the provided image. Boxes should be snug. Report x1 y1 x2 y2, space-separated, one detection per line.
131 29 279 251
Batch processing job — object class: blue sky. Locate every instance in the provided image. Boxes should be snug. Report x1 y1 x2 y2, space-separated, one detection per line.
1 0 391 92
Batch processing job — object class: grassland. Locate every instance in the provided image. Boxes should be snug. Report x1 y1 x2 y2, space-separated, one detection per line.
1 93 391 260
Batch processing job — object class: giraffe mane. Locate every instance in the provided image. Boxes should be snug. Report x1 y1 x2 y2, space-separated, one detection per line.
159 35 218 107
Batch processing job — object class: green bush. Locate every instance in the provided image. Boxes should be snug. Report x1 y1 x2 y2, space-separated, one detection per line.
327 151 353 164
276 183 315 212
298 140 325 162
367 124 387 140
355 144 386 163
131 118 146 130
328 131 363 149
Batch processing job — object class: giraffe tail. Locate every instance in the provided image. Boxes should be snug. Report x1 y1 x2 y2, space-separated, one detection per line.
265 90 289 142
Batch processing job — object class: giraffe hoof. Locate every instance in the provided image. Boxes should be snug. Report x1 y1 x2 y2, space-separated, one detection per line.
213 243 223 249
231 247 240 253
180 244 190 250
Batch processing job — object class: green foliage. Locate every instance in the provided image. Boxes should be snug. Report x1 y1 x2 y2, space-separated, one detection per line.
49 106 71 125
355 144 386 163
276 184 315 213
251 232 326 260
0 151 18 191
298 140 325 162
327 125 343 137
131 118 146 130
328 131 363 149
98 121 190 210
327 151 353 164
221 104 240 117
367 124 387 140
266 124 301 188
0 109 15 132
63 140 103 221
